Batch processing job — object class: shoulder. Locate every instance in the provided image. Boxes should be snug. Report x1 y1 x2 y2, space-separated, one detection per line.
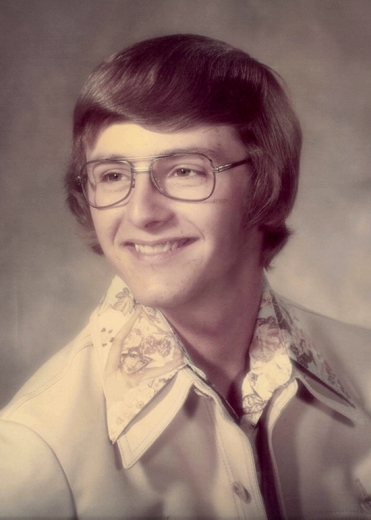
281 296 371 411
1 323 104 430
0 327 96 519
0 419 75 517
0 321 111 518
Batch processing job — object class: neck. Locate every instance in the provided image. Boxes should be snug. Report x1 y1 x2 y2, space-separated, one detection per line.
161 269 264 411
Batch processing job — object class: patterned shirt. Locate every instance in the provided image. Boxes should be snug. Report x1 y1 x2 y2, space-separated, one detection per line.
91 276 352 444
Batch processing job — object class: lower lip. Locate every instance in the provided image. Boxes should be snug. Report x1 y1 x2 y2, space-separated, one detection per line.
127 239 192 262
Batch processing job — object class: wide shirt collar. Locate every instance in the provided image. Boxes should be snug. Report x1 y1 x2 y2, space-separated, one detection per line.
90 276 355 445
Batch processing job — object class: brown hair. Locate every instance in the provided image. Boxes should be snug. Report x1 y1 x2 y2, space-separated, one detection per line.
65 34 302 268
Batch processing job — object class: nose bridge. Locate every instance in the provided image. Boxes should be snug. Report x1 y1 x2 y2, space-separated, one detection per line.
131 166 152 174
131 167 155 192
130 158 155 190
125 162 172 229
130 156 154 174
131 161 162 205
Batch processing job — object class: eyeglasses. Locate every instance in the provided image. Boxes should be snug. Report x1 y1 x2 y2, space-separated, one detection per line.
77 153 250 208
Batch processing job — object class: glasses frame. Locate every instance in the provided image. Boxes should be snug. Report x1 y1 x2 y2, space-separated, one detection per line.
77 153 250 209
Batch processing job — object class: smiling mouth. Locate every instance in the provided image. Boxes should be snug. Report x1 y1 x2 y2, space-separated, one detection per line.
133 239 189 254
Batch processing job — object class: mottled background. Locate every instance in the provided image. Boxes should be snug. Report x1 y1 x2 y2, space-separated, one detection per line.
1 0 370 406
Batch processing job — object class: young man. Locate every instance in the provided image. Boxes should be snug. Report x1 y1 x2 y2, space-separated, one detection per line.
1 34 371 520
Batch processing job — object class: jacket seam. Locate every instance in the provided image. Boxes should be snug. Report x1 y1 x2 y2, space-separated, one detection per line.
2 336 93 419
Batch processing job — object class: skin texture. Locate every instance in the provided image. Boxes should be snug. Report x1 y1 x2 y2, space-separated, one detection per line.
89 123 264 406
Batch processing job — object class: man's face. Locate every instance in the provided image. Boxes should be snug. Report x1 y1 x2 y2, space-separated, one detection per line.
88 123 263 310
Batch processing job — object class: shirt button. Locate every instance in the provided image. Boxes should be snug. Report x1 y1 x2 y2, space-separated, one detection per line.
232 482 251 503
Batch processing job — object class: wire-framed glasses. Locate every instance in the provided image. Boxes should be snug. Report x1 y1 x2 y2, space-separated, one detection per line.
77 153 250 208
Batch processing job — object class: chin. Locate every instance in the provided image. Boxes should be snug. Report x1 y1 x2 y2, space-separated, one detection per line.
127 281 196 311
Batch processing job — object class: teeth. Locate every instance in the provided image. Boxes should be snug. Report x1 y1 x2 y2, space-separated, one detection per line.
134 240 186 254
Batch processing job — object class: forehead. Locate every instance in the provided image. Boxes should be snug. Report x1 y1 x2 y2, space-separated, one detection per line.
87 123 246 162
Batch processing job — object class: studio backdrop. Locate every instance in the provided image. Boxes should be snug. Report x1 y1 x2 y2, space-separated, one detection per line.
1 0 370 406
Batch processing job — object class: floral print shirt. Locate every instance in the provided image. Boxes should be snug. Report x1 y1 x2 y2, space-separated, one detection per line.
93 276 352 444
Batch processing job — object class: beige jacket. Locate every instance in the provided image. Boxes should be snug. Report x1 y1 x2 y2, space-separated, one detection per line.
1 295 371 520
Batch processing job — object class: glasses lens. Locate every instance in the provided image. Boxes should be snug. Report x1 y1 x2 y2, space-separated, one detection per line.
153 155 215 201
82 161 132 207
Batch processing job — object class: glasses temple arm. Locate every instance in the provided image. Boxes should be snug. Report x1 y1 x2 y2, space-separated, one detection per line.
215 158 250 173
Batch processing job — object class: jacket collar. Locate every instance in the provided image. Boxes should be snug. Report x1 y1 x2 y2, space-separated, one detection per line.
272 291 355 407
90 276 357 450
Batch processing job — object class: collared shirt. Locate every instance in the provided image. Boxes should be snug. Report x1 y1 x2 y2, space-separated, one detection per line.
91 276 352 445
87 276 359 519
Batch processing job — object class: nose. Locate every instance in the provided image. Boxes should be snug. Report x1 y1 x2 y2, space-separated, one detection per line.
125 171 174 230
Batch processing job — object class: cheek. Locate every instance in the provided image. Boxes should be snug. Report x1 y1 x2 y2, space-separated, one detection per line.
209 195 253 250
192 201 244 248
90 209 121 248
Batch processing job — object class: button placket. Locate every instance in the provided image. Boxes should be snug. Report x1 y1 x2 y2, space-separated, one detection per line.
193 375 268 518
211 402 268 519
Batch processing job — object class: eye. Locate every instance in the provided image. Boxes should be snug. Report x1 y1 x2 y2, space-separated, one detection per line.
171 166 207 178
101 171 126 182
98 169 131 184
174 167 193 177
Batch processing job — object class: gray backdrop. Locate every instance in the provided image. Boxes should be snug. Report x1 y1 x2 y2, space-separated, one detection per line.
1 0 370 407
